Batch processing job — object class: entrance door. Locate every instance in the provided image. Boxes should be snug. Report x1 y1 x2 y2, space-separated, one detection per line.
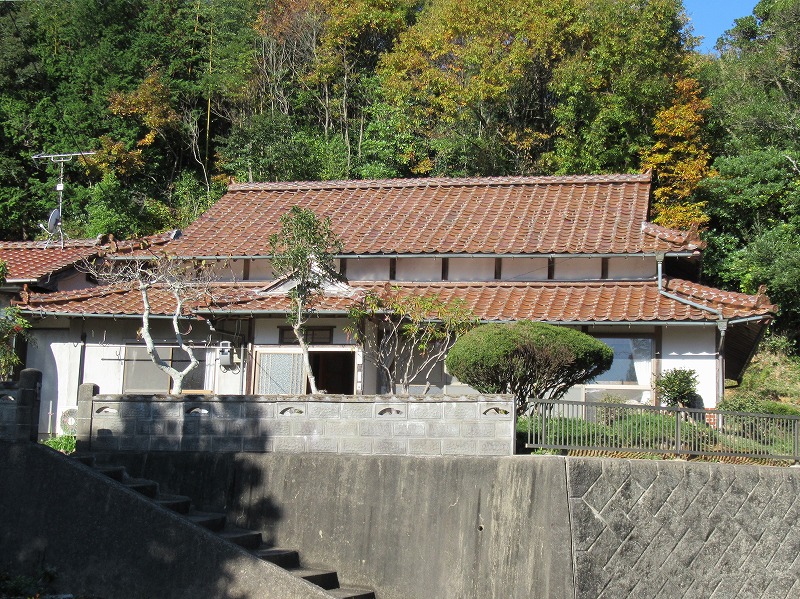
254 347 357 395
309 351 355 394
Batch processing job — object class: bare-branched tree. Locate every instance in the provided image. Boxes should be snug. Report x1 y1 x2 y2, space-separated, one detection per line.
82 243 223 393
347 287 478 394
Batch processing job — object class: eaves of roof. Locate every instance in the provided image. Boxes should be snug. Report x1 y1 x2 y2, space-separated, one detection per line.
15 279 775 325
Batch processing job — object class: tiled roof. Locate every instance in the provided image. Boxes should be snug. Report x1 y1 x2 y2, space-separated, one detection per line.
0 240 99 283
0 232 178 284
162 174 698 257
16 278 775 323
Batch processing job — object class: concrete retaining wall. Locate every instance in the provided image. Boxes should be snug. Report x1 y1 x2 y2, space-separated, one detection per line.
79 387 514 456
0 441 337 599
110 452 800 599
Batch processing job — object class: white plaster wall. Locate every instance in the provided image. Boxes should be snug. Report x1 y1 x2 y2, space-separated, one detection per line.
553 257 602 280
56 270 94 292
501 258 548 281
215 260 245 282
248 259 274 281
26 326 80 436
396 257 442 282
661 325 718 407
253 317 354 345
346 258 390 281
448 258 495 281
607 257 656 280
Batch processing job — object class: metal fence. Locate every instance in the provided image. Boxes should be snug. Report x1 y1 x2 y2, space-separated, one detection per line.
523 400 800 462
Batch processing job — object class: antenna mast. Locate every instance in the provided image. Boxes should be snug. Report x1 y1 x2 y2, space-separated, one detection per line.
33 151 96 248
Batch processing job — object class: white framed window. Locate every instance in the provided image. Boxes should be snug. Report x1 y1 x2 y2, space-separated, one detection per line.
584 336 654 403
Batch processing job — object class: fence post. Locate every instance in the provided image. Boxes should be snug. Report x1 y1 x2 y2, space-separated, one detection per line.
76 383 99 452
17 369 42 442
794 419 799 466
674 409 682 457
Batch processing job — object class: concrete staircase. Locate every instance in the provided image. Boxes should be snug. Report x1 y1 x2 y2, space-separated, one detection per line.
74 454 375 599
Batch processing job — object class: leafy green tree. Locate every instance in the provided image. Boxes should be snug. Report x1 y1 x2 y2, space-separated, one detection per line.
697 2 800 341
706 0 800 155
269 206 343 394
0 261 30 379
347 288 477 394
548 0 692 174
728 224 800 342
446 321 613 414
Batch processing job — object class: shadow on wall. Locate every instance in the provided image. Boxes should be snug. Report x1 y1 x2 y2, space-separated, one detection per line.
0 412 314 599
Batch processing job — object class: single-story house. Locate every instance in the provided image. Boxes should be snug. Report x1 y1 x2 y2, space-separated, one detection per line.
13 173 775 437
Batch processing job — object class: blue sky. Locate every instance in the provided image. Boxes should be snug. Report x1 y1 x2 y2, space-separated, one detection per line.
683 1 758 52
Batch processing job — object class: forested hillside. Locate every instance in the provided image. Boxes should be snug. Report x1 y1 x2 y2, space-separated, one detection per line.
0 0 798 340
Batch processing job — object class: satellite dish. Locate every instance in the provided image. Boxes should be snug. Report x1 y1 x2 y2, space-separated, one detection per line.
47 208 61 234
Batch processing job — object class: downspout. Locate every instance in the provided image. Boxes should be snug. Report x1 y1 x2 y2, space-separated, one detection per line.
656 254 728 404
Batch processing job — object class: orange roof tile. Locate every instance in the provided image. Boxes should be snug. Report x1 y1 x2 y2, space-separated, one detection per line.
0 240 99 283
0 232 179 284
162 174 697 258
16 279 775 323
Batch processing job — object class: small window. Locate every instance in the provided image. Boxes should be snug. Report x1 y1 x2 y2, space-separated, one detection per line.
279 327 334 345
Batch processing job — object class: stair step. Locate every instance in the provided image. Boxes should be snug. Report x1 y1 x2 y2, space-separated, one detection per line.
187 511 226 532
288 567 339 590
253 547 300 569
125 479 159 498
219 528 263 550
72 454 96 467
156 494 192 514
327 588 376 599
96 465 126 482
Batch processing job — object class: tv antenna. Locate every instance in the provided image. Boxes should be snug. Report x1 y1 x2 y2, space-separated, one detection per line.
33 151 96 248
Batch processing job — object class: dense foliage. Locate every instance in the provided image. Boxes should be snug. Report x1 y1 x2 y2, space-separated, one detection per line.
1 0 798 341
445 321 613 413
654 367 699 407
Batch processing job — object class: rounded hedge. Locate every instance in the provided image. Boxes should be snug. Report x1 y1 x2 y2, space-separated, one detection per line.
446 321 613 411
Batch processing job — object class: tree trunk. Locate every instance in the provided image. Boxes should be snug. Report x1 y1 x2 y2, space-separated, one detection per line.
293 297 318 394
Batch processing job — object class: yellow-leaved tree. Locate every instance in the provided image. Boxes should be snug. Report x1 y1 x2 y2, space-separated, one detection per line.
641 77 713 230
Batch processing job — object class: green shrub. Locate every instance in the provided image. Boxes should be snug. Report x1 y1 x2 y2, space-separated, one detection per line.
758 401 800 416
446 321 613 413
40 435 76 454
718 392 763 413
655 368 699 407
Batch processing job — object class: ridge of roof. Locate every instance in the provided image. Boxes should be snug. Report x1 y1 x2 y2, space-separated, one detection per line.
0 239 99 250
227 173 652 192
641 222 705 250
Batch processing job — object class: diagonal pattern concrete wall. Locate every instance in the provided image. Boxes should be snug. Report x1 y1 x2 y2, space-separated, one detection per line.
567 459 800 598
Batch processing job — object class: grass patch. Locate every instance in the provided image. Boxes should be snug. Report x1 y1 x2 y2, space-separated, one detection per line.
40 434 76 454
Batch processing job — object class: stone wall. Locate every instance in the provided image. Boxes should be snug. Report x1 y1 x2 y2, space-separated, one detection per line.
0 369 42 442
78 386 514 456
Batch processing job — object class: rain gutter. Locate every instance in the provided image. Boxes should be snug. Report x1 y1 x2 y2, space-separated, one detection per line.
107 251 698 261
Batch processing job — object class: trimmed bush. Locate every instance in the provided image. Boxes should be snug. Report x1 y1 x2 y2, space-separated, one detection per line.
446 321 613 413
655 368 699 407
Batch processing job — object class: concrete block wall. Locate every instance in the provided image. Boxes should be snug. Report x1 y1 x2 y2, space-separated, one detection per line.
0 370 42 442
79 387 514 456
